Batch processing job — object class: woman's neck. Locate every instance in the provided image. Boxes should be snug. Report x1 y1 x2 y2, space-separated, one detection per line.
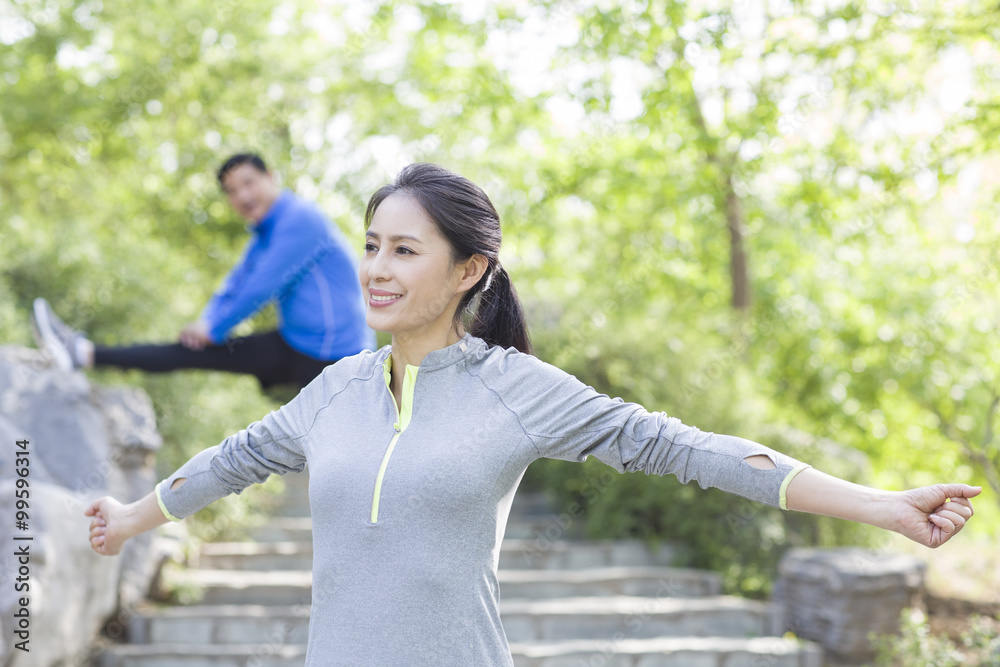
389 324 464 375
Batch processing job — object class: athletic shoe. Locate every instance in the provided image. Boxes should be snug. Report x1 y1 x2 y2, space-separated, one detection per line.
31 298 89 371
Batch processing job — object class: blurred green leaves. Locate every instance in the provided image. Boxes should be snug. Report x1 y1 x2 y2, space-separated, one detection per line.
2 0 998 592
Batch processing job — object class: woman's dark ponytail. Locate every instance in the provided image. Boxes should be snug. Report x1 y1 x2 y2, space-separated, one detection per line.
364 163 533 355
468 263 532 355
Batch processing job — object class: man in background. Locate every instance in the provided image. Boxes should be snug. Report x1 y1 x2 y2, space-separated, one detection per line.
32 152 374 392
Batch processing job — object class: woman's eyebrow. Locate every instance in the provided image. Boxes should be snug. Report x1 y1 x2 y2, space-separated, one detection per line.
365 231 422 243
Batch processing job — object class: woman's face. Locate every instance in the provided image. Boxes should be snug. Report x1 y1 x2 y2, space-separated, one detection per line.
360 193 479 338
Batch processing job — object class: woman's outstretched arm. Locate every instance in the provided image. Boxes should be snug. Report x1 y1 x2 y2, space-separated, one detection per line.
491 348 983 547
83 355 363 557
85 482 179 556
783 466 981 548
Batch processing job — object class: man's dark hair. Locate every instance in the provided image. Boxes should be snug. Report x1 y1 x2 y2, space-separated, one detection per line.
217 153 268 186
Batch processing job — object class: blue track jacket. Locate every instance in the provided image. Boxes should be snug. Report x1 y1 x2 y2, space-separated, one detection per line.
199 190 375 360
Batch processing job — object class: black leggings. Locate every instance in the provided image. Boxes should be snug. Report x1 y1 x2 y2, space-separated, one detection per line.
93 330 338 391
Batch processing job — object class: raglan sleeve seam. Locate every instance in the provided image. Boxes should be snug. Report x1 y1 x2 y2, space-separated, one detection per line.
466 366 628 465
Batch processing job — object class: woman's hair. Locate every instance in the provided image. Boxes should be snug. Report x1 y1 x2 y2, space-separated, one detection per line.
364 163 533 355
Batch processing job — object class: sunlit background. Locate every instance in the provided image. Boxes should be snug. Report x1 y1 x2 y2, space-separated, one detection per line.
2 0 998 602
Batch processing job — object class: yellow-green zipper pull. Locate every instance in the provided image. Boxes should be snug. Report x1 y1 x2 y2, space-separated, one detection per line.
371 357 418 523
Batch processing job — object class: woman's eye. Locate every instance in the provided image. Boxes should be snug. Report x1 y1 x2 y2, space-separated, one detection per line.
364 242 377 252
397 247 414 255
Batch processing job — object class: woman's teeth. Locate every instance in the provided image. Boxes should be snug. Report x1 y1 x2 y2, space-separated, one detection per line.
371 294 401 301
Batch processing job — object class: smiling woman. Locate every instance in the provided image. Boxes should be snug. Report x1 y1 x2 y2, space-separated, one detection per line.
85 162 981 667
361 195 474 352
362 162 532 354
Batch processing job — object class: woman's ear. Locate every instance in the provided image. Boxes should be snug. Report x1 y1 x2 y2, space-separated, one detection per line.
456 254 489 292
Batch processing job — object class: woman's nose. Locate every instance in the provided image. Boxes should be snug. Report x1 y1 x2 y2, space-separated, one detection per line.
365 250 391 280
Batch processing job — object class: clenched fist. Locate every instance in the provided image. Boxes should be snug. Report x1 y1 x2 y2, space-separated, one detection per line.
84 496 132 556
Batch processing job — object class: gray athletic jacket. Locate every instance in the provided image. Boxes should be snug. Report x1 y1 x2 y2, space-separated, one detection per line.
154 332 811 665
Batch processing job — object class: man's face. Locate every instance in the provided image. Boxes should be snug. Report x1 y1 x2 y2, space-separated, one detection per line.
220 163 280 223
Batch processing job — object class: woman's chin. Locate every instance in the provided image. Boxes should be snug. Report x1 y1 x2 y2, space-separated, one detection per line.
366 312 398 332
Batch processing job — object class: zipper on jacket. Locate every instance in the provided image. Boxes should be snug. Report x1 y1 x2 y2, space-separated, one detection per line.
371 354 418 523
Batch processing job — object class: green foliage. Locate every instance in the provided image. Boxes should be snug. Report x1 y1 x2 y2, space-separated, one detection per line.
870 609 1000 667
156 559 206 606
2 0 998 594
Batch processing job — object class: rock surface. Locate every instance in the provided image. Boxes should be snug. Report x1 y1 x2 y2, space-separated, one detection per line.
773 546 927 664
0 345 174 667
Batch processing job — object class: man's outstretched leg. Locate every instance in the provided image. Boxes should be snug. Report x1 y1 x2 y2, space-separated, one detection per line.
31 298 335 391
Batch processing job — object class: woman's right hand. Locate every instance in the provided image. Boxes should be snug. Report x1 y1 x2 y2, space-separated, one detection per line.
84 496 132 556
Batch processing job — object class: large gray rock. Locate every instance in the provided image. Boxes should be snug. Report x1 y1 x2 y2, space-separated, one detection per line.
773 546 926 664
0 345 177 667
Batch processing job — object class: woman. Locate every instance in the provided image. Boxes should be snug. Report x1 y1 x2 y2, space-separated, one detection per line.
85 163 980 665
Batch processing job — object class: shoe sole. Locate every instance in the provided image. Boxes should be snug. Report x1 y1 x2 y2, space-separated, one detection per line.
29 311 44 349
32 298 73 372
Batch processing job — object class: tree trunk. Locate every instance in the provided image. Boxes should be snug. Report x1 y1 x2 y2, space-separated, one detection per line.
725 174 751 311
672 39 752 313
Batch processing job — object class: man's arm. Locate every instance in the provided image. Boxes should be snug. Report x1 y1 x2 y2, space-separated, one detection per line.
199 241 256 343
202 217 333 344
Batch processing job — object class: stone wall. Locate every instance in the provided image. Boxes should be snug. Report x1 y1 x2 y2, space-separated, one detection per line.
773 546 926 664
0 346 177 667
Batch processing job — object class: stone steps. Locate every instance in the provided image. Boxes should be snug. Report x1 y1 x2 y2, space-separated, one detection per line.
193 540 314 571
499 538 676 570
96 637 822 667
499 566 720 598
192 537 677 571
119 594 772 646
245 516 312 543
123 603 309 645
93 474 823 665
166 565 721 603
508 636 823 667
95 643 306 667
500 595 775 642
159 569 312 606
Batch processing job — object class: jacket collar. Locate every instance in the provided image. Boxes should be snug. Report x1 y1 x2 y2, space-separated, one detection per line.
246 189 293 235
378 332 485 373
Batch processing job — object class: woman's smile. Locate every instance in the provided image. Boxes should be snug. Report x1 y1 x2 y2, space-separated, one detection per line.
360 193 472 337
369 288 403 307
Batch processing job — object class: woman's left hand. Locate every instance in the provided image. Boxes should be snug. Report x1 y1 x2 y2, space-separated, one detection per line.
890 484 981 548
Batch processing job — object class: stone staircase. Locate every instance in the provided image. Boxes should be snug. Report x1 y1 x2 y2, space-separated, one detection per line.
93 469 823 667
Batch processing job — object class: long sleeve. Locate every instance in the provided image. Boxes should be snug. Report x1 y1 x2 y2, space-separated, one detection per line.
200 213 335 345
154 359 337 521
505 352 811 509
199 240 256 343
